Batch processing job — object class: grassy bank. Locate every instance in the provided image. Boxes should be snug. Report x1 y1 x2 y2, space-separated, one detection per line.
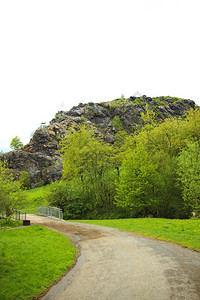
0 225 76 300
20 185 51 214
72 218 200 250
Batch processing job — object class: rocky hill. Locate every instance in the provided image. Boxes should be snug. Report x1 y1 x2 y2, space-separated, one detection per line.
0 95 196 187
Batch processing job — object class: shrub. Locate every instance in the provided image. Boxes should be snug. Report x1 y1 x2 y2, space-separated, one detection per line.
0 161 25 216
81 115 86 122
111 116 123 131
19 171 31 190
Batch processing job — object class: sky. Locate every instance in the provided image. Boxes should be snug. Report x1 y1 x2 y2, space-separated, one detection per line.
0 0 200 152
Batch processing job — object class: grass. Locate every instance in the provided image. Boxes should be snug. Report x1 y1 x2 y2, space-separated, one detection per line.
20 185 51 214
71 218 200 251
0 225 76 300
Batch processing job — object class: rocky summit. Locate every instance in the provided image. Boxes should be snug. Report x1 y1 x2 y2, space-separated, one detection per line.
0 95 196 187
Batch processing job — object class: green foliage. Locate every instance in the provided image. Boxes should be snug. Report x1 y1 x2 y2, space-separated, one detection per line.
115 144 158 217
86 105 91 110
47 181 92 219
115 107 200 218
20 185 50 214
46 107 200 219
55 125 118 218
9 136 23 150
111 116 123 131
151 96 182 103
185 107 200 142
74 218 200 250
109 99 124 111
177 142 200 215
109 103 117 111
81 115 86 122
0 226 76 300
59 125 113 181
132 98 145 105
0 217 22 230
18 171 31 190
47 176 124 219
0 161 25 216
152 99 166 106
140 105 156 126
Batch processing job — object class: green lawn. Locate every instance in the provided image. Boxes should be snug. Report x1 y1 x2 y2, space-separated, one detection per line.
20 185 51 214
0 226 76 300
72 218 200 250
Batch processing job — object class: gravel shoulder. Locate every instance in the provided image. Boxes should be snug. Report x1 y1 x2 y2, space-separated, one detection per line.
28 214 200 300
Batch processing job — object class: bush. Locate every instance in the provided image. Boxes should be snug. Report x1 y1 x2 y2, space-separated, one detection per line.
111 116 123 131
19 171 31 190
47 181 92 219
0 161 25 216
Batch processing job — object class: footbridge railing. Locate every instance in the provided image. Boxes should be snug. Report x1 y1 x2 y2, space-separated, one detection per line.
14 210 27 221
37 206 63 219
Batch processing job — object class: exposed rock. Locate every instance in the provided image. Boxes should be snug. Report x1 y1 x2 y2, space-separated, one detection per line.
0 95 196 187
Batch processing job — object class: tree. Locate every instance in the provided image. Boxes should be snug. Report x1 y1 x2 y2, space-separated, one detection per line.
115 143 158 217
10 136 24 150
59 125 113 181
50 107 200 219
57 125 116 216
0 161 24 216
19 171 31 190
114 109 185 218
177 142 200 216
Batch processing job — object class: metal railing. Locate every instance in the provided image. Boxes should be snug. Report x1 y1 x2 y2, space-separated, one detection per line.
37 206 63 219
15 210 27 221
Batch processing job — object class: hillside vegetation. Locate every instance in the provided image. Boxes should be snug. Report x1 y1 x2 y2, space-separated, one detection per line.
47 107 200 219
1 96 199 220
0 95 195 187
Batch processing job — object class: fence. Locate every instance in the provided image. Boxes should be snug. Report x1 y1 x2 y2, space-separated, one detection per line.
14 210 27 221
37 206 63 219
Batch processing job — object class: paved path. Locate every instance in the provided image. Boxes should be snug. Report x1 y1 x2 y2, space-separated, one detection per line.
28 215 200 300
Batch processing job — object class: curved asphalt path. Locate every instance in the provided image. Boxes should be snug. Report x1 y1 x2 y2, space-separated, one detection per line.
28 215 200 300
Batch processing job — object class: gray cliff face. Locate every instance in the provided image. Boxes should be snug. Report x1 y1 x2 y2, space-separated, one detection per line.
0 96 196 187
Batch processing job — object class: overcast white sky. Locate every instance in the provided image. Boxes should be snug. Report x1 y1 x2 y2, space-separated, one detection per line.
0 0 200 152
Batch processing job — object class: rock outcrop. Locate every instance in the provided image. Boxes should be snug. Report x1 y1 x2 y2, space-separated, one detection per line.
0 95 196 187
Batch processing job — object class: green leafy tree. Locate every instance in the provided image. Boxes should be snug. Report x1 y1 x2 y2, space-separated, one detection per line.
184 107 200 142
19 171 31 190
177 142 200 216
59 125 113 181
0 161 24 216
10 136 24 150
47 181 92 219
115 107 185 218
115 143 158 217
49 107 200 219
58 125 116 215
153 151 182 218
